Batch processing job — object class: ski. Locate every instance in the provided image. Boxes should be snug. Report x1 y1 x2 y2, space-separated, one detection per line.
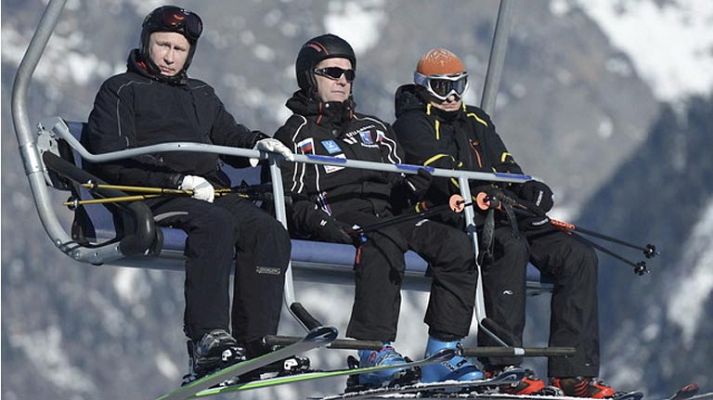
319 367 527 400
685 393 713 400
613 391 644 400
191 348 456 398
666 384 700 400
154 325 337 400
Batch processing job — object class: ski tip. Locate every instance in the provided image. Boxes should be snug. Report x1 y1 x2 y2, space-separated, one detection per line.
306 326 338 344
680 383 699 392
666 384 701 400
675 383 700 398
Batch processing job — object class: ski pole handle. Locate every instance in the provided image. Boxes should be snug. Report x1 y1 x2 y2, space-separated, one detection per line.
289 302 323 330
550 219 575 231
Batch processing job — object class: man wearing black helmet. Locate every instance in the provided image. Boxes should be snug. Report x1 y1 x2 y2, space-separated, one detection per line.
84 6 294 382
393 48 619 398
273 34 483 388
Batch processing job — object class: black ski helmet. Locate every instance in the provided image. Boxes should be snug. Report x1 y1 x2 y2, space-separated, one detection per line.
140 6 203 72
295 34 356 94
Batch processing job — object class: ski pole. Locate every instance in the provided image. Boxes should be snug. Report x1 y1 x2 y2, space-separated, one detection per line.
81 182 244 195
477 191 653 275
81 182 193 195
505 205 650 275
549 219 658 259
569 231 649 276
64 194 163 207
350 196 472 236
63 191 248 208
80 182 297 205
485 191 659 259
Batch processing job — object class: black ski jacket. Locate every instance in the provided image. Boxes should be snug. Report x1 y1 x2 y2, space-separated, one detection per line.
84 49 266 189
393 84 524 206
274 91 413 233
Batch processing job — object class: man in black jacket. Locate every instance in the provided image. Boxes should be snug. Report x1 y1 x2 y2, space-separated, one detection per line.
84 6 293 381
393 48 618 398
274 34 483 388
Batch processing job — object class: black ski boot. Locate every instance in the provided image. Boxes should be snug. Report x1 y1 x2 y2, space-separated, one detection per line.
183 329 246 384
232 339 312 383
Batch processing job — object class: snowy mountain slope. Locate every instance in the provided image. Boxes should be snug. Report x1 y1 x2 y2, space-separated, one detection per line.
577 95 713 396
561 0 713 102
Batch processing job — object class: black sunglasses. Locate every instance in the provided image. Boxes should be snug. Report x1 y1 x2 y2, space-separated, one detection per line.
157 7 203 41
314 67 355 82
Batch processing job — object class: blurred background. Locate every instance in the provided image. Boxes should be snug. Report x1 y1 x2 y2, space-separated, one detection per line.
2 0 712 399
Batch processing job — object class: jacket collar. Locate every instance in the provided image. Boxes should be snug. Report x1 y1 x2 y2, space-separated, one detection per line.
126 49 188 86
285 90 355 127
394 84 465 122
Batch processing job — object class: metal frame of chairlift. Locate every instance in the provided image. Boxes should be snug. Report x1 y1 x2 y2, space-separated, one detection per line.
12 0 526 341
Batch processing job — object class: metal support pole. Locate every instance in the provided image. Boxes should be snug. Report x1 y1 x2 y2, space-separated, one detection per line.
459 177 508 347
458 177 486 322
480 0 513 114
268 159 311 331
11 0 78 256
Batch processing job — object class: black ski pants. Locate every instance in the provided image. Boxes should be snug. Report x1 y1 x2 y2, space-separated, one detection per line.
479 226 600 378
148 195 290 345
335 210 478 342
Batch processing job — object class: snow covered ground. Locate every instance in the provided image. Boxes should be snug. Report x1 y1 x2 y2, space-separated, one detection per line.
552 0 713 102
667 197 713 346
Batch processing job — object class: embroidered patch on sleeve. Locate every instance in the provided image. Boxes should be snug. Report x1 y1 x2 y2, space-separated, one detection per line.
321 139 342 154
324 153 347 173
297 137 315 154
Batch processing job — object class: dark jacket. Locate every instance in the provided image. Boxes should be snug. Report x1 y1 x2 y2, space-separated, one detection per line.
393 84 523 207
84 49 266 189
273 91 412 235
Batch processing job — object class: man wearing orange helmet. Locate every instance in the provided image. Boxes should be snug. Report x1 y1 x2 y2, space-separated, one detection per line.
393 48 618 398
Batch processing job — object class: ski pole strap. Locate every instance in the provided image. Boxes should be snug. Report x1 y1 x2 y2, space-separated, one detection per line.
478 208 496 266
502 201 520 238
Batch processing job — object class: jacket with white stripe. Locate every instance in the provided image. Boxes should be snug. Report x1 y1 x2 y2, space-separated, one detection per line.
274 91 412 234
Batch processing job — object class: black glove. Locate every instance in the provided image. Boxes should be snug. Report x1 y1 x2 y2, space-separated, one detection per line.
403 168 433 201
518 214 551 231
518 180 554 214
438 208 465 228
292 201 354 244
314 215 355 245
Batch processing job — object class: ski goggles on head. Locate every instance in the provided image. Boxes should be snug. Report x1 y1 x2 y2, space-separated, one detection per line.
314 67 355 82
414 72 469 101
154 7 203 42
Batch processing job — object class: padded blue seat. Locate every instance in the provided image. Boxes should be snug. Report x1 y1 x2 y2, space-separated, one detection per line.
64 121 551 292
